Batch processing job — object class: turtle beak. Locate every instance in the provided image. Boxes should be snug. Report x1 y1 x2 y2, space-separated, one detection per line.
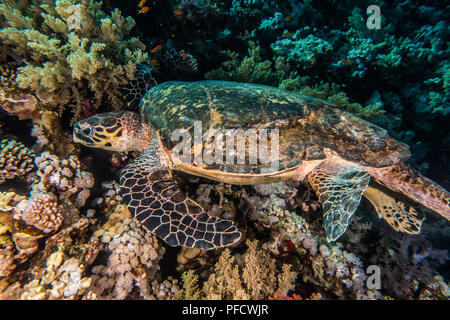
73 121 95 146
72 122 82 143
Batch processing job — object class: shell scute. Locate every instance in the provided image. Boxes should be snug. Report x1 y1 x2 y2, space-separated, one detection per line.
140 80 410 174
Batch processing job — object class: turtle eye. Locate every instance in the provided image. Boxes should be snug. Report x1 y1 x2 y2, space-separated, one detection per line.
82 127 92 136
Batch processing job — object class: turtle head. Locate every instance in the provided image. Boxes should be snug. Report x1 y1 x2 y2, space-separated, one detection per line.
73 111 152 152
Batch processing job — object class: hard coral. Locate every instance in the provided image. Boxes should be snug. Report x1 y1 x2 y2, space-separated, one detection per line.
0 0 148 121
21 192 64 234
271 29 332 68
17 251 93 300
205 41 275 85
33 151 94 208
245 182 379 299
90 218 165 299
1 93 38 120
0 138 35 183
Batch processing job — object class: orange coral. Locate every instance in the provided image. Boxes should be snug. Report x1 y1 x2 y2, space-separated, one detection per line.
0 238 16 277
268 289 302 300
0 138 35 183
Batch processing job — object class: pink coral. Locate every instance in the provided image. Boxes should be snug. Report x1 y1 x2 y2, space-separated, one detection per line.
1 93 37 120
22 192 64 233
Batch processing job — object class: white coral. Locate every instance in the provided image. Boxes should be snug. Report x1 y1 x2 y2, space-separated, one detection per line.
89 219 165 299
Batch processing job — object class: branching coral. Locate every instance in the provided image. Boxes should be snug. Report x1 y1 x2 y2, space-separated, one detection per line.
421 66 450 117
0 0 148 121
180 239 296 300
271 28 332 68
205 41 384 119
205 41 275 84
245 182 380 299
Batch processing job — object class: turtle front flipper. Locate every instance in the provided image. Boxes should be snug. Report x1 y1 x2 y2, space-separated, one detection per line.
122 63 157 110
307 161 371 242
119 145 242 250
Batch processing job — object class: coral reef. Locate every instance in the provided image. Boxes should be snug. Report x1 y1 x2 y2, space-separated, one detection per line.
245 182 379 299
0 147 94 280
205 41 275 85
205 41 384 119
179 239 297 300
373 228 449 299
0 0 148 121
90 218 165 299
0 0 448 302
32 151 94 208
0 138 35 183
0 250 92 299
202 0 450 175
0 238 15 277
20 192 64 234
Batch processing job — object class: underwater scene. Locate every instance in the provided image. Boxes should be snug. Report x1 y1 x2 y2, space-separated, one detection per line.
0 0 449 302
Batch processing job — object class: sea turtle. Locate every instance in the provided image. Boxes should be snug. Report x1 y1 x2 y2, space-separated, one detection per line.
73 80 450 249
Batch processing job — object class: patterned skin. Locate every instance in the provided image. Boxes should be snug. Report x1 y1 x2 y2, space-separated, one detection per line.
307 161 371 241
367 163 450 220
119 134 241 250
73 80 449 248
73 111 151 152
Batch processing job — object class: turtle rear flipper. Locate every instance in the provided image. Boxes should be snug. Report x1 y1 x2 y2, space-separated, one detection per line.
367 162 450 221
120 145 241 250
364 184 424 234
307 161 371 242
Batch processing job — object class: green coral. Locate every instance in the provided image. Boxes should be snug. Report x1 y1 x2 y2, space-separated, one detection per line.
424 67 450 116
0 0 148 120
296 82 385 119
205 41 275 84
206 41 383 119
271 29 332 68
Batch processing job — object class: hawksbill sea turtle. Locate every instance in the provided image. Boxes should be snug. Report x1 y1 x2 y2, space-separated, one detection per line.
73 80 450 250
